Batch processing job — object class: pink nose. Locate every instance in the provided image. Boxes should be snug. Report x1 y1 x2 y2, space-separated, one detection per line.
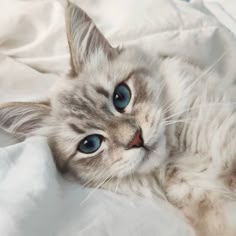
127 130 143 149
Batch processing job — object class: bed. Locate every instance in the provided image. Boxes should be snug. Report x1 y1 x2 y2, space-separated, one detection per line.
0 0 236 235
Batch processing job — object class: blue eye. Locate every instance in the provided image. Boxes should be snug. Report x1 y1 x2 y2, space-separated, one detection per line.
113 84 131 112
78 134 103 154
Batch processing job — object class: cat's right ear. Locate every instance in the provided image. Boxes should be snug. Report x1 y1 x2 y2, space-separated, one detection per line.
0 102 51 136
66 2 119 75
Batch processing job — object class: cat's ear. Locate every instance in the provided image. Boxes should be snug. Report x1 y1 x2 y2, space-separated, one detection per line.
0 101 51 136
66 2 118 74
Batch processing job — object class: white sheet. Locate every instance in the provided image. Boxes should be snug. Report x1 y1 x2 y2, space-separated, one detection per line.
0 0 236 235
0 137 194 236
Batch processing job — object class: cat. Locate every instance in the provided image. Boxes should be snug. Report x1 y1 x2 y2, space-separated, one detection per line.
1 2 236 236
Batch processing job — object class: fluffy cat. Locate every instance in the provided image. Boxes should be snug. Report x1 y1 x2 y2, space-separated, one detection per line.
1 3 236 236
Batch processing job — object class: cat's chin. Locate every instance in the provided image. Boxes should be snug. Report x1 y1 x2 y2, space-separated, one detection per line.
135 148 168 175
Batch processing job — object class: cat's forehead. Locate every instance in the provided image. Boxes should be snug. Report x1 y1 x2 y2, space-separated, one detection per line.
52 79 110 120
50 47 154 121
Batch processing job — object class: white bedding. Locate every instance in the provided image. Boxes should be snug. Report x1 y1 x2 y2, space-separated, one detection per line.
0 0 236 235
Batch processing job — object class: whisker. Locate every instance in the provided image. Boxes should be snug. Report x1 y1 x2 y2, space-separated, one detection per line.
80 174 113 206
161 51 228 116
115 176 122 194
163 102 235 122
162 119 195 126
80 167 107 188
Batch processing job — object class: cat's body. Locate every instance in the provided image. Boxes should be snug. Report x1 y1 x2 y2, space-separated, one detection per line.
1 3 236 236
101 57 236 236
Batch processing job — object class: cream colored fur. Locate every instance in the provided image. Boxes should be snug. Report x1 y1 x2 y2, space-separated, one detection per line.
0 3 236 236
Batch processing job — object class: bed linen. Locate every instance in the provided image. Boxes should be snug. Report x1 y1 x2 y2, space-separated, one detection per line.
0 0 236 235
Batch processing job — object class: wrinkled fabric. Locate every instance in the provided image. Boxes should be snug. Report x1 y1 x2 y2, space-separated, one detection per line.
0 0 236 235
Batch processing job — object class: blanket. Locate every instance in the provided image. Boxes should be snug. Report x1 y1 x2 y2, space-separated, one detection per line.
0 0 236 235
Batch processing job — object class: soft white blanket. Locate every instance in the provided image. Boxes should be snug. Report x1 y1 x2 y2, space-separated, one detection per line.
0 0 236 235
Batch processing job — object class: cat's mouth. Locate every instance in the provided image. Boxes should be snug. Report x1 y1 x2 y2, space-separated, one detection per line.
140 147 153 163
135 140 163 173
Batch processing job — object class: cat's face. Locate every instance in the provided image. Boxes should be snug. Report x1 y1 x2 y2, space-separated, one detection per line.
50 48 168 183
0 3 169 185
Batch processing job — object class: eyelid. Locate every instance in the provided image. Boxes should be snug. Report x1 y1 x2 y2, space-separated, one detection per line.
79 130 108 140
122 81 135 114
121 68 147 84
120 71 136 84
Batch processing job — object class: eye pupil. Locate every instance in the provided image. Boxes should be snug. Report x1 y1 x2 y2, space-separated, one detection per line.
115 92 124 101
113 84 131 112
115 94 120 99
84 140 91 147
78 134 103 154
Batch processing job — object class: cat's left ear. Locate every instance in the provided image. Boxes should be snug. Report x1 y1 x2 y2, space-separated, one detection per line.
66 2 119 75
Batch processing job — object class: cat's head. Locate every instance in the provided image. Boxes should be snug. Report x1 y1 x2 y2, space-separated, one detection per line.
0 3 171 185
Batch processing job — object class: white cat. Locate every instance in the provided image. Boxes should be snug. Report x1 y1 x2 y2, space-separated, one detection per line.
1 3 236 235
